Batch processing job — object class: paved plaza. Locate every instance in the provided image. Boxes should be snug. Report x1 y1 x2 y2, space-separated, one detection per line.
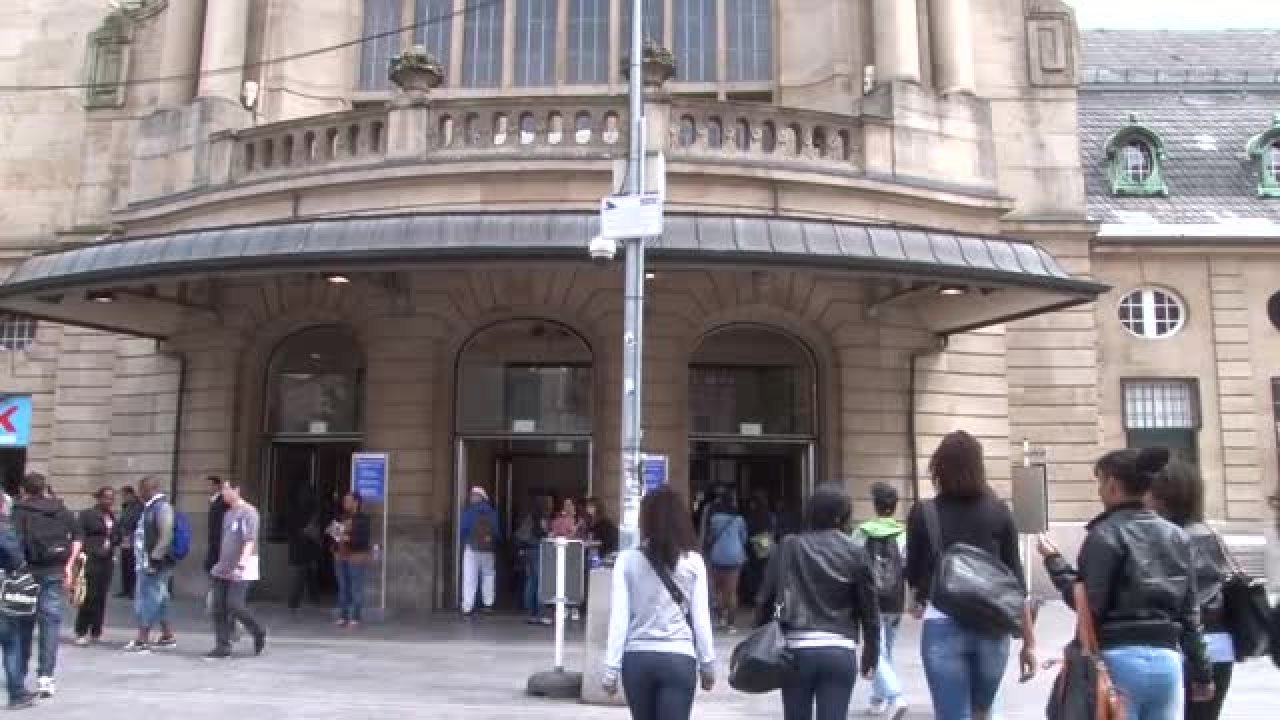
29 598 1278 719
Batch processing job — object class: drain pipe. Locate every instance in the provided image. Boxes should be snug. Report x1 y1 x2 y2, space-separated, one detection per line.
906 336 948 505
166 346 188 507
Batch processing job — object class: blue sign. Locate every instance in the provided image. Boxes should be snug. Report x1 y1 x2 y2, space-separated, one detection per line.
351 452 388 502
0 396 32 448
641 454 668 494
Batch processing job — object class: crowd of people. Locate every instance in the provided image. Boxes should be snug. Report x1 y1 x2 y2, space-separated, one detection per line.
604 430 1272 720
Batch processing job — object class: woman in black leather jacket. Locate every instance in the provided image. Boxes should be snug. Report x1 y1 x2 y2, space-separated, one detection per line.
1038 447 1213 720
1149 460 1233 720
754 483 880 720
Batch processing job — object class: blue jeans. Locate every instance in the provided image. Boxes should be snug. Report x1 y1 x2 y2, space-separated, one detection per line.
522 550 540 617
17 574 62 679
134 566 173 630
335 559 368 623
781 646 858 720
871 614 903 704
620 651 697 720
921 617 1011 720
1101 646 1183 720
0 616 25 702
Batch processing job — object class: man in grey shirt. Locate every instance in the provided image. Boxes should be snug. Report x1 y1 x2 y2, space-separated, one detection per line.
206 478 266 659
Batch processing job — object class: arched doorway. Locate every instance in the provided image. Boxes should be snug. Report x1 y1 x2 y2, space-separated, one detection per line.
689 324 817 537
262 325 364 599
453 319 593 609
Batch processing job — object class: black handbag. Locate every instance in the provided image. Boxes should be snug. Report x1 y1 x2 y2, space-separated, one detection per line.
1046 583 1125 720
729 542 793 694
1212 533 1272 661
922 500 1026 637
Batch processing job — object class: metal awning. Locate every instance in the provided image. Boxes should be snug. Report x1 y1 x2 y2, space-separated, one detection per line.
0 212 1107 337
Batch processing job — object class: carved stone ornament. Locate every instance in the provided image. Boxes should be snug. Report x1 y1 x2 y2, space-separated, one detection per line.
83 10 136 109
389 45 446 95
115 0 168 21
622 38 676 89
1025 0 1079 88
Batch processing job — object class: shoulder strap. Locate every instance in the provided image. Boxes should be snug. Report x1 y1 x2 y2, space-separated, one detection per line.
922 499 943 555
1208 528 1245 577
1072 582 1102 655
641 546 688 610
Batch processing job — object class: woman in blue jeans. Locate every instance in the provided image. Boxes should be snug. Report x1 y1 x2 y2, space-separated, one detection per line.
1039 447 1214 720
603 486 715 720
330 493 372 627
905 431 1037 720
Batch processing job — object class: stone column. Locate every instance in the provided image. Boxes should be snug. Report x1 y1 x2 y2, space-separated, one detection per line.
873 0 922 85
155 0 205 107
931 0 977 95
197 0 251 102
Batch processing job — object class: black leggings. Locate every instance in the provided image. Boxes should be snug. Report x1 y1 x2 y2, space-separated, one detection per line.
621 651 697 720
1185 661 1233 720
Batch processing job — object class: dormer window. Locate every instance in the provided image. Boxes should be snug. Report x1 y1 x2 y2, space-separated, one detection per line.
1247 114 1280 198
1104 115 1169 197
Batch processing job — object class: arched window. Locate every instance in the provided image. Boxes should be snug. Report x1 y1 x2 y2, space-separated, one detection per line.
515 0 557 87
1121 141 1154 184
266 327 364 435
689 325 815 436
1105 118 1168 196
1267 143 1280 183
359 0 401 91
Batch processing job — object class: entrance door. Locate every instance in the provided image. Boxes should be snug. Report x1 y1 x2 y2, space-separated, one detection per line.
455 437 590 610
689 440 812 531
266 441 359 598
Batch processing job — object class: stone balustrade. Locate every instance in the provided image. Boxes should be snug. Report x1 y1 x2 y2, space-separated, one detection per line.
666 100 863 174
430 97 628 158
232 108 391 181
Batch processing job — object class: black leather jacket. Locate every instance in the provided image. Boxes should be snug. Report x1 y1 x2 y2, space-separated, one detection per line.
1045 503 1211 683
754 530 881 661
1183 522 1229 634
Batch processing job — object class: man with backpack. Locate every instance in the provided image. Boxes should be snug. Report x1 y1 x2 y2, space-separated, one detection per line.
852 482 909 720
123 476 189 653
459 487 501 617
10 473 81 700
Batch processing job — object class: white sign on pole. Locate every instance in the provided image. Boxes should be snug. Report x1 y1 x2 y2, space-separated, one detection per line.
600 193 663 239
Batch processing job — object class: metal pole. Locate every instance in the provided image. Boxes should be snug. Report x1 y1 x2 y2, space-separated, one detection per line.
553 538 567 671
618 0 647 553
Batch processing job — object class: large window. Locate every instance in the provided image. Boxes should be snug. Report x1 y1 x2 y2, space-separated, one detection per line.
359 0 402 91
689 326 815 437
726 0 771 81
673 0 716 82
415 0 454 67
267 327 365 435
462 0 505 87
567 0 610 84
1123 379 1199 465
515 0 558 86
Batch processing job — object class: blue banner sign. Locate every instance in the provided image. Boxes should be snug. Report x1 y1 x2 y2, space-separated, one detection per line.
351 452 388 502
641 454 668 494
0 396 32 448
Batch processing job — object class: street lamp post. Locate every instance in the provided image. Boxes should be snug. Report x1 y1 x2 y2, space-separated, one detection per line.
617 0 647 553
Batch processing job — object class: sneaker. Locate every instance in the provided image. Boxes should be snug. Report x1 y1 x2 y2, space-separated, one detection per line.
867 699 887 716
202 649 232 660
253 632 267 656
6 692 36 710
34 678 53 699
122 641 150 654
569 608 581 622
74 636 90 647
153 635 177 649
725 625 739 636
538 616 553 627
887 699 908 720
335 619 348 628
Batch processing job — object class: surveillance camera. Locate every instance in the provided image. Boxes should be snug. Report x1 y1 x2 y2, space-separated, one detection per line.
588 235 617 263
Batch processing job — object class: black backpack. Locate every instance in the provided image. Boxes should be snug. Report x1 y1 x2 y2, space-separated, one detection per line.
17 505 75 568
469 512 497 553
865 533 906 614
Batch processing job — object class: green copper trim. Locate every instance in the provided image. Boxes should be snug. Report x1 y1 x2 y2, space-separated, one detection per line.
1104 113 1169 197
1246 113 1280 198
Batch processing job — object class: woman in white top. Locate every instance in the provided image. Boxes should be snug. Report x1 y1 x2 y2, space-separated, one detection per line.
603 486 716 720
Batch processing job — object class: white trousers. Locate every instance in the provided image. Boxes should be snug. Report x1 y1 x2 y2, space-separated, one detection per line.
460 547 496 613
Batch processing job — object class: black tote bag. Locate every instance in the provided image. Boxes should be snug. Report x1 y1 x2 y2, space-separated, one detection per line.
729 542 793 694
1213 534 1273 660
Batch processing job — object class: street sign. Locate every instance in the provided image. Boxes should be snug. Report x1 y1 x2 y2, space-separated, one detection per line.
641 454 668 494
0 396 32 448
600 193 663 239
538 539 586 606
351 452 389 502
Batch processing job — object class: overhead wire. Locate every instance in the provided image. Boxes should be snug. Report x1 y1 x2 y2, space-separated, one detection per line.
0 0 501 93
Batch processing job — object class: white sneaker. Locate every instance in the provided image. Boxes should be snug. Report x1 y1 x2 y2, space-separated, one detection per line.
887 699 908 720
867 699 887 716
36 676 55 698
74 636 90 647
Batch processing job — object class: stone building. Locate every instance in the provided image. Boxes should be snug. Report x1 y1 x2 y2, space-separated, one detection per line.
0 1 1269 609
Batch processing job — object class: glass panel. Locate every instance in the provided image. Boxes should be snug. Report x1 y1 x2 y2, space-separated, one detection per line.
1127 429 1198 467
360 0 401 91
0 314 36 352
567 0 609 84
674 0 717 82
463 0 505 87
726 0 771 82
415 0 454 70
689 327 814 436
1123 380 1196 430
457 320 593 434
1269 143 1280 181
515 0 557 86
1122 141 1153 183
267 327 364 434
620 0 664 48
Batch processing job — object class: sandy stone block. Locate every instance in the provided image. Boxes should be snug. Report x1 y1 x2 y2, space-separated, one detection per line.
915 391 1010 418
1006 404 1098 426
1006 366 1098 388
1216 360 1254 380
1006 348 1096 369
1219 413 1259 432
1222 430 1258 449
1217 378 1256 397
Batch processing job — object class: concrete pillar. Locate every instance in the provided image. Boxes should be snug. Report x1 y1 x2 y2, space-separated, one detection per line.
197 0 251 102
873 0 922 85
155 0 205 107
931 0 976 95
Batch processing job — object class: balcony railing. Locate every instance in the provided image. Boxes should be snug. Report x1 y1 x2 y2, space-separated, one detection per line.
431 96 628 159
667 100 863 175
233 108 390 181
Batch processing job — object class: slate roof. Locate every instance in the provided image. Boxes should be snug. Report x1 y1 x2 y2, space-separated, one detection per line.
1079 30 1280 227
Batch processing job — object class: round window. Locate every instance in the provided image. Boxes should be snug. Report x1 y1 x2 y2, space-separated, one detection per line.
1117 288 1185 339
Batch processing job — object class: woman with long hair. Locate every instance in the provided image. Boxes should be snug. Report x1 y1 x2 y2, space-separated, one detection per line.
1039 448 1212 720
905 430 1036 720
1148 460 1233 720
603 486 715 720
329 492 372 628
756 483 880 720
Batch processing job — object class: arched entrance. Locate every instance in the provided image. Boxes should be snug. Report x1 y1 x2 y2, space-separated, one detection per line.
261 325 364 598
453 319 593 609
689 324 817 534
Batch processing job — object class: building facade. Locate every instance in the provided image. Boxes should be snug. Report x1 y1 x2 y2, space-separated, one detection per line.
0 1 1269 609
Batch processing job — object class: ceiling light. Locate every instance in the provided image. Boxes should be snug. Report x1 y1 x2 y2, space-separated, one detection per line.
87 290 115 303
326 274 351 285
937 284 968 296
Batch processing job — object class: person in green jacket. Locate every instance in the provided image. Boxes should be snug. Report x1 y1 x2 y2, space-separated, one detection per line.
852 482 909 720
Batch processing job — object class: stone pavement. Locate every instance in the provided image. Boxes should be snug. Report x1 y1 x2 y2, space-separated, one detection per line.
28 598 1277 719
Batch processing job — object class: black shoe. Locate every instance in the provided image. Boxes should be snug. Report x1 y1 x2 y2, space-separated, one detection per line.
478 606 494 615
203 649 232 660
253 632 267 656
6 693 36 710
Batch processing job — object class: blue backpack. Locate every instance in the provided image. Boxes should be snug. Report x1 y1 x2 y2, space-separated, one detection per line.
170 510 192 561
